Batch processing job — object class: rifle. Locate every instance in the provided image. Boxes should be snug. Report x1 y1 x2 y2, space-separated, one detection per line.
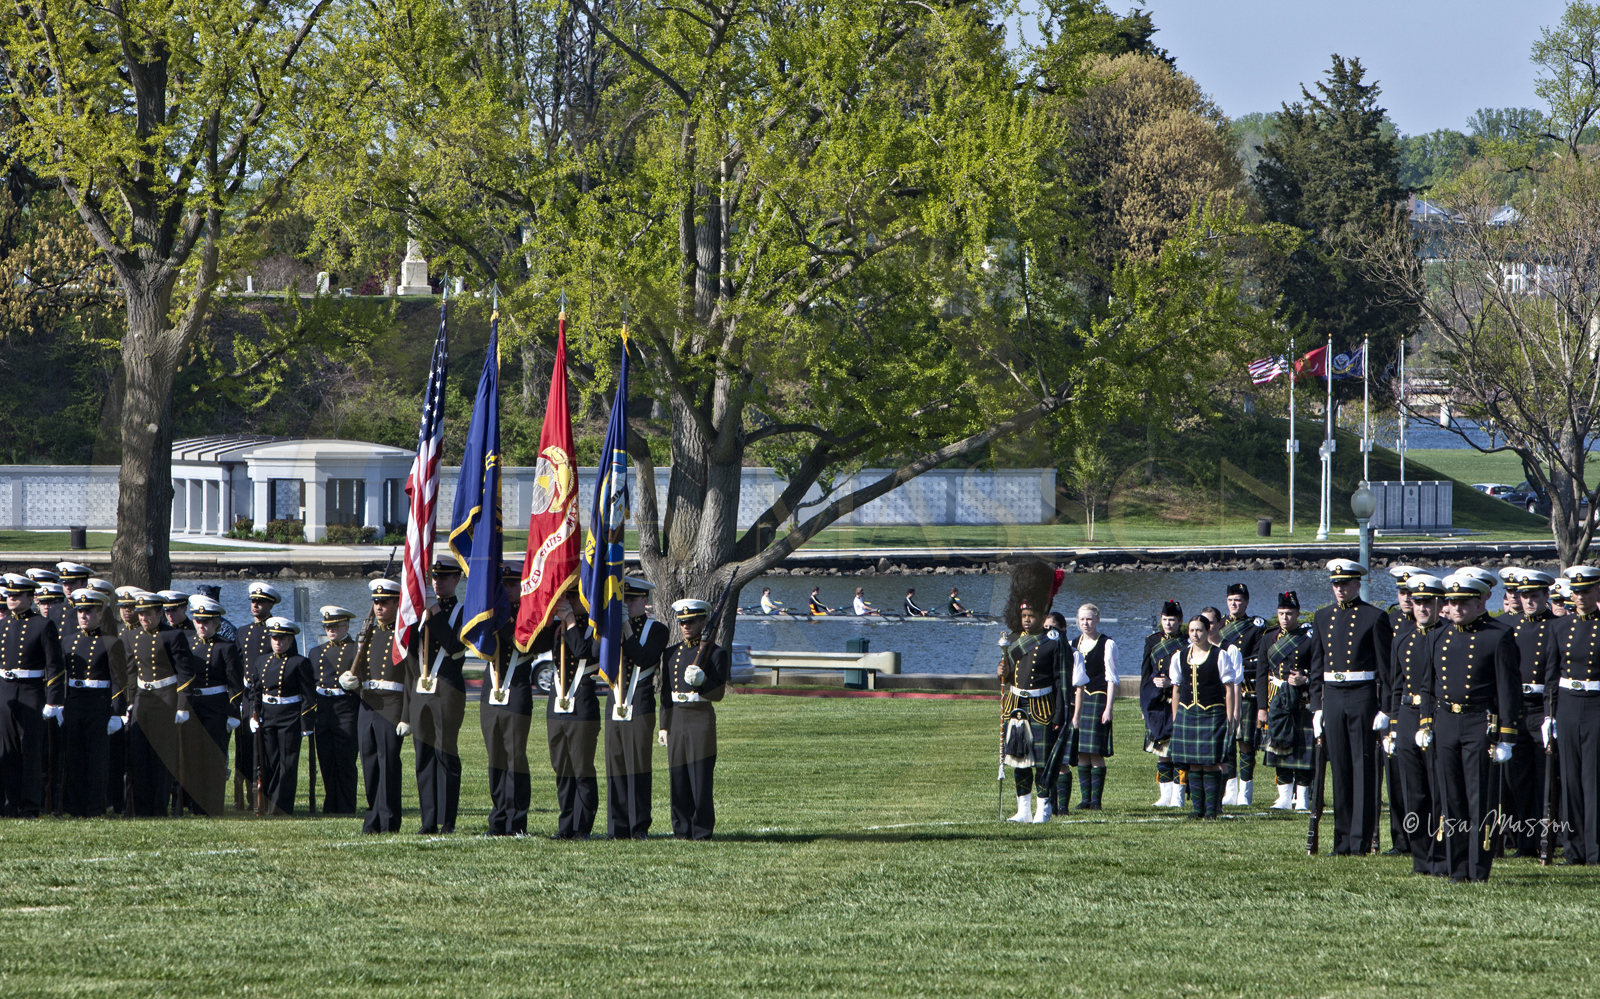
1540 728 1558 865
254 702 266 817
1484 721 1504 854
1306 734 1327 855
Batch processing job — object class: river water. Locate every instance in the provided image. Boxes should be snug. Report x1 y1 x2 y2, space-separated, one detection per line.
173 562 1536 674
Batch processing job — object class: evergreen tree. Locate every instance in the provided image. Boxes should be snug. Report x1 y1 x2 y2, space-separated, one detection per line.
1253 55 1417 391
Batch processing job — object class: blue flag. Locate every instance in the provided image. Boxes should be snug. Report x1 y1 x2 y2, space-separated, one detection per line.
579 333 631 689
449 311 509 658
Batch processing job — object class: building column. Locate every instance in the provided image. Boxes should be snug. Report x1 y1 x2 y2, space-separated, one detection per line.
172 479 187 533
306 477 327 542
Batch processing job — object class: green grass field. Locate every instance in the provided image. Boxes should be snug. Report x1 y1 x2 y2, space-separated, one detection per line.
0 532 272 553
1 697 1592 997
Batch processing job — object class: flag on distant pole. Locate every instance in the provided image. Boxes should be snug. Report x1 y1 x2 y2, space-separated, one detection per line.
514 312 580 651
1332 343 1367 380
449 307 510 658
1247 355 1288 384
578 330 631 691
1295 345 1328 379
394 290 449 664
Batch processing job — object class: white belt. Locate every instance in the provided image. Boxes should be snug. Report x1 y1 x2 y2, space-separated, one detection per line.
671 690 704 703
1009 684 1054 698
67 678 110 689
550 661 595 714
363 680 405 692
1325 671 1376 683
193 684 228 697
316 686 349 697
137 675 178 690
260 693 302 705
1524 683 1547 694
1560 678 1600 691
0 669 46 680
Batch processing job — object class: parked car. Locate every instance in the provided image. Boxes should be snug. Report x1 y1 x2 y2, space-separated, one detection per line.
1471 483 1515 499
1506 480 1590 517
730 643 756 684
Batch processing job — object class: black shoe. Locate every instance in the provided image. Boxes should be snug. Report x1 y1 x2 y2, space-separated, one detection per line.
1382 847 1405 856
1075 800 1094 810
418 827 438 835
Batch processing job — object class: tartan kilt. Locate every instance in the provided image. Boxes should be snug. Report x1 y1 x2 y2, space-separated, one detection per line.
1003 717 1053 769
1237 692 1258 752
1262 700 1316 770
1075 691 1114 757
1171 704 1227 766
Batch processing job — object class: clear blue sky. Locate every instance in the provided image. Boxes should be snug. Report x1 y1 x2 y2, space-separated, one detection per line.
1020 1 1574 135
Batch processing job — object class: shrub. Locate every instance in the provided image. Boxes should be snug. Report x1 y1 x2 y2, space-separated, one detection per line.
228 516 255 540
322 523 378 544
263 519 306 544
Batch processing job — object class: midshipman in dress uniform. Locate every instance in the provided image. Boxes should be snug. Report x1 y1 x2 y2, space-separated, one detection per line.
1170 614 1242 819
125 590 196 816
0 573 62 817
548 595 601 841
55 588 126 816
1506 570 1557 856
246 617 314 815
1309 559 1394 856
658 598 731 840
1419 573 1521 882
160 590 194 632
343 579 412 834
1071 603 1115 811
1258 591 1317 812
307 606 361 815
1142 599 1185 806
180 595 243 816
1386 573 1445 875
996 562 1070 823
410 557 468 834
481 563 540 837
35 582 67 634
1387 565 1422 632
1219 583 1265 806
1545 565 1600 864
571 577 669 839
1497 568 1525 623
232 582 282 811
55 564 93 634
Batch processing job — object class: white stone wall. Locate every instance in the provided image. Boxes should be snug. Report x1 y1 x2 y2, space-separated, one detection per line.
0 468 121 530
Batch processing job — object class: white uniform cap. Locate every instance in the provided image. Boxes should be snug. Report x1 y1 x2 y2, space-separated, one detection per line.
321 605 356 623
189 595 224 618
70 588 111 608
248 582 283 604
1326 559 1367 581
24 568 59 583
56 562 94 577
369 579 401 597
36 582 66 598
1519 570 1556 590
671 598 712 619
264 616 301 636
1442 574 1492 598
1402 573 1445 596
2 572 38 593
158 589 190 608
1387 564 1423 581
1562 566 1600 592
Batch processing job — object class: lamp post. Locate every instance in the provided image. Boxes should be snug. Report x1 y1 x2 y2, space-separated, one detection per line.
1351 480 1377 602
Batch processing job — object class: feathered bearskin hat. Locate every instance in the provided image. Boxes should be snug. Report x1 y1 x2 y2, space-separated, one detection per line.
1005 559 1062 633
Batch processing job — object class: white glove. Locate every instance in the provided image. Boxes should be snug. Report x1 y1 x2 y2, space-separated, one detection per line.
174 710 190 724
249 716 260 732
1371 711 1390 731
42 704 63 724
1415 727 1433 750
1542 716 1556 747
396 721 411 738
227 716 241 731
657 729 668 747
1491 741 1514 764
106 715 124 735
338 671 360 692
301 730 313 738
1382 732 1396 754
685 664 705 688
1312 710 1323 738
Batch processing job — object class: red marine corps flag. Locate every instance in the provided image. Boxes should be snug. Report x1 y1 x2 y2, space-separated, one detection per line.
514 311 580 650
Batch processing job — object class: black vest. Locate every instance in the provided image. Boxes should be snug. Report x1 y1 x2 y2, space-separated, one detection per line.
1077 634 1109 694
1179 646 1226 708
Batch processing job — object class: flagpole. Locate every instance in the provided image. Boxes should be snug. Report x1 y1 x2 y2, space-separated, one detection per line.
1398 336 1407 486
1317 335 1332 541
1362 336 1371 482
1288 337 1296 535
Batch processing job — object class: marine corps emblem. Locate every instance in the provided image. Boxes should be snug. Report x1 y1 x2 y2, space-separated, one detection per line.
531 444 574 515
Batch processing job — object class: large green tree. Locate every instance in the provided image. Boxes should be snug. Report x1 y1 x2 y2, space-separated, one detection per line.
1253 55 1417 391
312 0 1290 620
0 1 358 585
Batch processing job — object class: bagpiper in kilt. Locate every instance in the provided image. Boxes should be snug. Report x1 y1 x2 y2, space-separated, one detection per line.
1309 559 1394 857
1419 573 1521 882
1141 599 1185 807
1071 603 1116 811
179 595 244 817
1506 570 1557 857
54 588 126 817
1544 565 1600 865
1257 591 1316 811
996 560 1069 824
306 606 362 816
1219 582 1265 806
1169 615 1242 819
0 573 63 817
1386 573 1445 875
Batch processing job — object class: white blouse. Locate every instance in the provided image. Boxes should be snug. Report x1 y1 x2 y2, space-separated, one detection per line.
1071 636 1118 688
1167 644 1244 686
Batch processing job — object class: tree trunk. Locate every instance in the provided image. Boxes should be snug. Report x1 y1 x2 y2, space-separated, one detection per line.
111 281 184 590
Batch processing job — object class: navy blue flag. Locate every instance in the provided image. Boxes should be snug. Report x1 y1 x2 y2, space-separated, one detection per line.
579 332 631 689
449 310 509 658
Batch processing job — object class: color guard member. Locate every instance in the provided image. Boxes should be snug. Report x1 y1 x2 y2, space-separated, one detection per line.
246 617 315 815
308 605 362 815
658 598 731 840
55 588 126 816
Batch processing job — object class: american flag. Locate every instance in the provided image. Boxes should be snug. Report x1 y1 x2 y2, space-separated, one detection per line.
394 295 450 663
1247 355 1287 384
